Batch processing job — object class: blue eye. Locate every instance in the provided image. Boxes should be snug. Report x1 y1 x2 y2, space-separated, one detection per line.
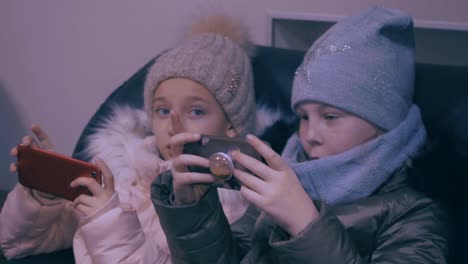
190 108 205 117
154 107 170 117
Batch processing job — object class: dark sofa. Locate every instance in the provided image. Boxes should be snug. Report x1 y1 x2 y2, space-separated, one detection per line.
74 45 468 264
1 46 467 263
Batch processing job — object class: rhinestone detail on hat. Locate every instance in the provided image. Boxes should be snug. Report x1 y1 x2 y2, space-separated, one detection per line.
295 44 352 77
310 44 351 61
228 72 240 95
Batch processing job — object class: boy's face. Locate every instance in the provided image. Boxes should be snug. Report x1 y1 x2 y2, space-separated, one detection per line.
296 102 383 160
152 78 235 160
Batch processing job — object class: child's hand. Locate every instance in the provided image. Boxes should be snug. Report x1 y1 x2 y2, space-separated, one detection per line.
232 134 319 237
169 132 215 205
10 124 56 172
71 158 115 216
10 124 59 200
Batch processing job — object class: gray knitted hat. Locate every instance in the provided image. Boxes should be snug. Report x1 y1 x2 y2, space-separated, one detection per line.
292 6 415 131
144 19 255 136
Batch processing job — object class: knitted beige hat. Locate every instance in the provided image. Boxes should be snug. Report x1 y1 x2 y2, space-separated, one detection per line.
143 15 255 136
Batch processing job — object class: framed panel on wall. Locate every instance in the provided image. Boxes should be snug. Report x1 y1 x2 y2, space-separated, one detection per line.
267 11 468 66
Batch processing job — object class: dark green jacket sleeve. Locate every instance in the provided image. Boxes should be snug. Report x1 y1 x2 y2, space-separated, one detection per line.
151 172 240 263
370 198 448 263
269 199 447 264
269 201 365 263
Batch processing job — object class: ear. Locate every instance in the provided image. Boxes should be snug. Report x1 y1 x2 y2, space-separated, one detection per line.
225 124 236 138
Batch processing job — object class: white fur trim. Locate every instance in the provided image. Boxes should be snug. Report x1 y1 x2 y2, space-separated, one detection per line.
80 105 249 260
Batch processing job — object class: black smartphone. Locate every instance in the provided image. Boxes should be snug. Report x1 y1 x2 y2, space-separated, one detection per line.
16 144 103 201
183 135 264 189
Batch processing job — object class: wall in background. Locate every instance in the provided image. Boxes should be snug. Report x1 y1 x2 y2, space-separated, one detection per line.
271 13 468 66
1 0 467 190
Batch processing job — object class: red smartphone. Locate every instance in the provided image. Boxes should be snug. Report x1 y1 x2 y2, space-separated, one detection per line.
16 144 103 201
183 135 265 190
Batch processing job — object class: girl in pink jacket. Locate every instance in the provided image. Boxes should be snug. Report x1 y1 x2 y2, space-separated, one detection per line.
0 14 257 263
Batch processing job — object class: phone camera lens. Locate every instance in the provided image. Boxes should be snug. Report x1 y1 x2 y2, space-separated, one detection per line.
91 171 97 177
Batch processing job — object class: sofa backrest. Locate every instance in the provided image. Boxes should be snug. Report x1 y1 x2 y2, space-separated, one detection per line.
73 46 468 263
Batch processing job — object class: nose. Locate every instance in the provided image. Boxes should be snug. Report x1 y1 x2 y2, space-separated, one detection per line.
303 119 322 147
168 111 185 136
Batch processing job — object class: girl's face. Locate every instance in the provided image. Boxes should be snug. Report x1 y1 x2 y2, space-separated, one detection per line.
296 102 384 160
152 78 235 160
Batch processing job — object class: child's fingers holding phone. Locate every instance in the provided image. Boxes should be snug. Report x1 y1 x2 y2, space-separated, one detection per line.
9 125 55 172
71 158 115 216
169 132 201 158
245 134 290 171
172 154 212 183
171 154 214 205
70 158 113 193
230 134 286 183
232 167 265 196
21 135 35 147
70 177 103 195
19 125 55 151
9 143 18 172
14 140 61 200
11 127 60 199
31 124 56 151
9 163 17 173
232 134 319 236
231 150 275 184
72 195 95 216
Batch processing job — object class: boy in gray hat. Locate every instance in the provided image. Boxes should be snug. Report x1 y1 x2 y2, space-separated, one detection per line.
152 6 447 263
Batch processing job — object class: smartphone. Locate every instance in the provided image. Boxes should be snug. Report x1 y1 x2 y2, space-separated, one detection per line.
16 144 103 201
183 135 264 189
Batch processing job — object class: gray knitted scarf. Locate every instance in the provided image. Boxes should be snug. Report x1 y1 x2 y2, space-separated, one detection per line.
281 105 426 205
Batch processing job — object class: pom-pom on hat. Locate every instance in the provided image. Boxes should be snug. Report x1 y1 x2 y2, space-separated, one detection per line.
144 15 255 136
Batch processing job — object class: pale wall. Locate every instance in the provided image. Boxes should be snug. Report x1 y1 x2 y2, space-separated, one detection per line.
1 0 467 190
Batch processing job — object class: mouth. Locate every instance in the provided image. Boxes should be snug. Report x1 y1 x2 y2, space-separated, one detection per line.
307 155 319 161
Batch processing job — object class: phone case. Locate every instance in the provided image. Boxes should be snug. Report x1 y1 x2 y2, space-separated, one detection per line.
16 144 102 201
183 135 264 190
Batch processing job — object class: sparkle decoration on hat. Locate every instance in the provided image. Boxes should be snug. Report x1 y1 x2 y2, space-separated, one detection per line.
295 44 352 83
309 44 351 61
228 72 240 95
